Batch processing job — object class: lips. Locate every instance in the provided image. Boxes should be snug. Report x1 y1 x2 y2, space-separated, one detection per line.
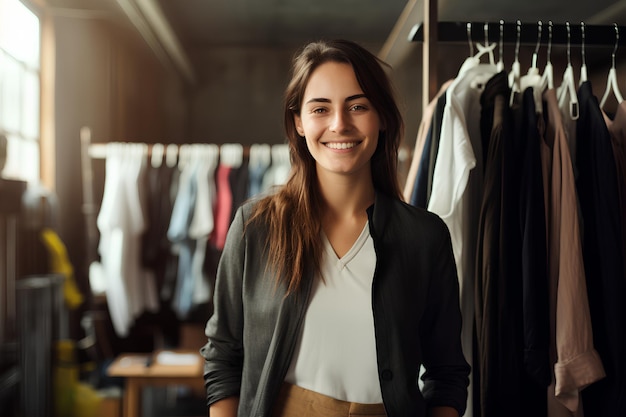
324 141 359 150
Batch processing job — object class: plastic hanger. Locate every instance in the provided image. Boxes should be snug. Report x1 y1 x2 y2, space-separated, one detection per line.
509 20 522 106
151 143 164 168
457 22 497 77
166 144 178 168
557 22 579 120
520 21 544 113
600 23 624 109
249 143 271 170
468 23 498 90
580 22 588 85
220 143 243 168
474 22 496 65
496 20 505 72
540 21 554 91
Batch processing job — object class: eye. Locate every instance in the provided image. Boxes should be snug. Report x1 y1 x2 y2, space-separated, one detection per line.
350 104 368 112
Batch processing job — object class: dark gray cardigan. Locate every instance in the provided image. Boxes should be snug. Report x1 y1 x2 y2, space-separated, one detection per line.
201 192 470 416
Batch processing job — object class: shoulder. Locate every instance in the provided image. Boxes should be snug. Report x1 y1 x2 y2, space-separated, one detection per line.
373 193 449 237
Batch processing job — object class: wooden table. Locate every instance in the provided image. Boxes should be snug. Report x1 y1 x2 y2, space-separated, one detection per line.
107 350 205 417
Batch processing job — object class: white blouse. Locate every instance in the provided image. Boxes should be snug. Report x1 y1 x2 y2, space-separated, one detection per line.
285 222 382 403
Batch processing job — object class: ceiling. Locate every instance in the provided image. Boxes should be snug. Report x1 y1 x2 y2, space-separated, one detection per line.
40 0 626 82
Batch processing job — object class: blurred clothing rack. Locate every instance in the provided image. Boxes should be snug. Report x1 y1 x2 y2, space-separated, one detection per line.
410 21 626 46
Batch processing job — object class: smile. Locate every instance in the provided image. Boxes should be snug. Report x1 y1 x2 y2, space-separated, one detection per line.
324 142 359 150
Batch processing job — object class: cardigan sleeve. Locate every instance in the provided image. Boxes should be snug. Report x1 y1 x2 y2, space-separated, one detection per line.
419 219 471 415
200 206 247 406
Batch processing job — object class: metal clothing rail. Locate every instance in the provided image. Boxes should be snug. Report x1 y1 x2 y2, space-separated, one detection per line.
410 21 626 46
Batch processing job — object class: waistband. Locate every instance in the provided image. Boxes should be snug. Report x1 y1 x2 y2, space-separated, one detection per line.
272 383 387 417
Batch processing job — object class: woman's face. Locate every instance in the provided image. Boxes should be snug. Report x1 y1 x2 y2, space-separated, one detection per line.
294 61 381 181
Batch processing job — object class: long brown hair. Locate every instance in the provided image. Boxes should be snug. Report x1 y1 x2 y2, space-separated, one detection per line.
249 39 404 295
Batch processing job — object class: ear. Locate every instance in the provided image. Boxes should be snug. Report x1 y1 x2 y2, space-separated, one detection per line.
294 114 305 137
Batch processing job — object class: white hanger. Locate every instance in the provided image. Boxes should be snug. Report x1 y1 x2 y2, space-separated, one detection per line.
249 143 271 169
557 22 579 120
165 144 178 168
509 20 522 106
540 21 554 91
600 23 624 109
496 20 505 72
468 23 498 91
220 143 243 168
474 23 496 65
579 22 588 85
151 143 164 168
520 21 545 113
271 144 290 165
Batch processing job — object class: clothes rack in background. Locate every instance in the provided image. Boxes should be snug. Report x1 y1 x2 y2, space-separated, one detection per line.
410 21 626 46
410 0 626 110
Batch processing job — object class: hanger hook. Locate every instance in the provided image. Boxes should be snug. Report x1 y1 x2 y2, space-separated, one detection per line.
546 21 553 62
515 20 521 62
467 22 473 56
566 22 571 65
534 21 542 56
532 21 542 68
612 23 619 69
484 22 489 45
581 22 586 66
499 19 505 62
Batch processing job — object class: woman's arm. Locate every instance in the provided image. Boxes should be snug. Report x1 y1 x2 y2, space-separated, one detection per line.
209 396 239 417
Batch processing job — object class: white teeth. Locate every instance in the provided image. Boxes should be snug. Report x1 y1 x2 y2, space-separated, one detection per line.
325 142 357 150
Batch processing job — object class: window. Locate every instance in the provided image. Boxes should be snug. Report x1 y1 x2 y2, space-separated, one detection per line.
0 0 40 182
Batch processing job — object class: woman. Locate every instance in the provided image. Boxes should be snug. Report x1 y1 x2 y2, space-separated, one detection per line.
201 39 470 417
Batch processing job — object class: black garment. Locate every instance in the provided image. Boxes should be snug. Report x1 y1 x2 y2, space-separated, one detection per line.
519 88 550 390
141 162 179 346
228 163 250 224
577 81 626 417
475 71 512 417
476 77 548 417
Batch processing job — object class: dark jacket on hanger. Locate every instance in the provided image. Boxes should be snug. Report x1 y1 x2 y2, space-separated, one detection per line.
577 81 626 417
202 192 470 417
475 76 548 417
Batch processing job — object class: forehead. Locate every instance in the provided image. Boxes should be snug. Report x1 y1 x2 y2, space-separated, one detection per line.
303 61 363 97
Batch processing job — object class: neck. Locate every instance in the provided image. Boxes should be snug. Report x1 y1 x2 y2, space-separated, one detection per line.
316 169 375 220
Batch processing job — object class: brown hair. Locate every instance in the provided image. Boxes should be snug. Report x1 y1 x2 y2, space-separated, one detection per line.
249 39 404 295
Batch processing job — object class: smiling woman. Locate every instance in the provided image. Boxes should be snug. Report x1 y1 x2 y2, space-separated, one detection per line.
201 39 470 417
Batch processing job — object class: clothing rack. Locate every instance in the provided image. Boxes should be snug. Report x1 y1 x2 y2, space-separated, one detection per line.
79 127 278 267
409 0 626 110
410 21 626 46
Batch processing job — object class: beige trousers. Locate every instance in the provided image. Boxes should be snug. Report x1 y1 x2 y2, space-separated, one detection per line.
272 383 387 417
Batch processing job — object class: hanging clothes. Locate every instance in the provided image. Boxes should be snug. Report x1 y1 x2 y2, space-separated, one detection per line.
603 101 626 280
411 90 448 208
404 80 453 203
576 81 626 417
541 89 605 417
427 51 497 417
474 71 516 417
96 143 159 337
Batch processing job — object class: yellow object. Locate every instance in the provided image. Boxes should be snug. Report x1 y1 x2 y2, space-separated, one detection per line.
54 340 79 417
40 227 84 309
53 339 103 417
73 383 103 417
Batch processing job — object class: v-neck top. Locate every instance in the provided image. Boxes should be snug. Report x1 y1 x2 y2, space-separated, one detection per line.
284 222 382 403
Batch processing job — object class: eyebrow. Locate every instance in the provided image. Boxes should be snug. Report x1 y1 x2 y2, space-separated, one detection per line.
304 94 367 105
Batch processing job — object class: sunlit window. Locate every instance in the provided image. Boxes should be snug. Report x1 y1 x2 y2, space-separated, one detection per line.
0 0 40 182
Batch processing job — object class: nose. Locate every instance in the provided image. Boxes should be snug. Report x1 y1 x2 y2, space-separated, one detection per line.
329 109 351 133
